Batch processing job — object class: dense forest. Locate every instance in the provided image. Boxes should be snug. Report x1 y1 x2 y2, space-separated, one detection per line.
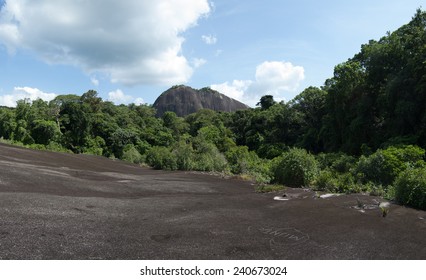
1 10 425 210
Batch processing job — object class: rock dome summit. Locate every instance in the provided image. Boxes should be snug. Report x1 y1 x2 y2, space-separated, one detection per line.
153 85 249 117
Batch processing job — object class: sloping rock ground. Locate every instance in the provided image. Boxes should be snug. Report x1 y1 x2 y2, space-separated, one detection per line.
0 142 425 259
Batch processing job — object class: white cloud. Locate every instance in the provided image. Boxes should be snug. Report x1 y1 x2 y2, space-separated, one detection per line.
108 89 132 104
90 77 99 87
0 0 210 86
211 61 305 106
211 80 251 102
192 57 207 68
108 89 143 105
253 61 305 93
0 87 57 107
134 98 145 105
201 34 217 45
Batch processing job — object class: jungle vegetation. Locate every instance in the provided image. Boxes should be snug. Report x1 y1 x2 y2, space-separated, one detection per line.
1 10 425 210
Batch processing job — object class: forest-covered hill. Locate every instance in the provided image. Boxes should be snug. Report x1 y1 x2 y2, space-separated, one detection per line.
1 9 425 210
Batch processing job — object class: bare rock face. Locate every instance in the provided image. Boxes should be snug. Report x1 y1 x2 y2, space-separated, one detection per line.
153 85 249 117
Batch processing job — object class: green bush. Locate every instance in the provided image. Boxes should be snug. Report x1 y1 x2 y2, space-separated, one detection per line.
314 169 359 193
355 145 425 186
395 167 426 210
316 153 342 170
122 144 144 164
314 169 338 192
271 148 319 187
82 136 106 156
30 120 60 145
255 184 286 193
192 142 228 172
27 144 47 151
316 152 356 173
331 154 357 173
145 146 177 170
225 146 257 174
173 141 195 170
257 143 286 159
46 141 70 153
334 172 360 193
225 146 272 183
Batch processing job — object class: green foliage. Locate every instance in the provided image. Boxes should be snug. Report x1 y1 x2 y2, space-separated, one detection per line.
225 145 271 183
59 98 90 152
395 167 426 210
197 125 222 145
162 111 189 140
320 10 426 152
45 141 70 153
225 146 256 174
172 141 195 170
314 169 338 192
257 143 286 159
30 120 60 145
109 128 140 158
271 148 319 187
355 145 425 186
316 152 356 173
332 173 359 194
0 108 16 139
291 87 327 152
122 144 144 164
145 146 177 170
227 102 303 158
82 136 106 156
314 169 359 193
331 154 357 173
185 109 221 136
255 184 286 193
191 140 228 172
14 120 34 144
256 95 276 110
0 10 425 202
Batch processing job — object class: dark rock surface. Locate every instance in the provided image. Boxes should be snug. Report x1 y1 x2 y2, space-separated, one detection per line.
0 142 425 260
153 85 249 117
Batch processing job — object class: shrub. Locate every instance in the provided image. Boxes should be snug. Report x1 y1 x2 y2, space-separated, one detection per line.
334 172 359 194
173 141 195 170
314 169 338 192
30 120 60 145
255 184 286 193
316 152 356 173
45 141 70 153
367 183 386 197
82 136 106 156
271 148 319 187
316 153 342 170
192 142 228 172
394 167 426 210
145 146 177 170
257 143 286 159
355 145 425 186
122 144 144 164
225 146 257 174
331 154 357 173
27 144 47 151
314 169 359 193
225 146 272 183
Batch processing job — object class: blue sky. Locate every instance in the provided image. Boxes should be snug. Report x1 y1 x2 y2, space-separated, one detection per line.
0 0 424 107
